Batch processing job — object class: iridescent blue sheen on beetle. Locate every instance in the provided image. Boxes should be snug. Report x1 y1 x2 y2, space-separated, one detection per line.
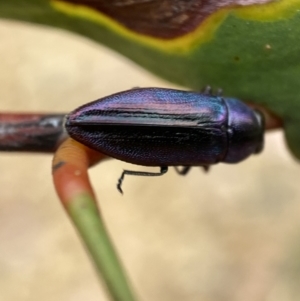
65 88 264 192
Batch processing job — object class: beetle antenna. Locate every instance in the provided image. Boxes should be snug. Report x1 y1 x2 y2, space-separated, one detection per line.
117 166 168 194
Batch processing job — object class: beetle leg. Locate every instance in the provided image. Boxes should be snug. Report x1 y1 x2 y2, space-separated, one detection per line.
174 166 210 176
117 166 168 194
201 166 210 172
202 86 223 96
174 166 191 175
202 85 212 95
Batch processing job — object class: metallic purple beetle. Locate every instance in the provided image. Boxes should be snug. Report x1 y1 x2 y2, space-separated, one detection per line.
65 88 264 193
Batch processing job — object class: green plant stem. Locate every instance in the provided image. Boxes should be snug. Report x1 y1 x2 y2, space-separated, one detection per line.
67 192 138 301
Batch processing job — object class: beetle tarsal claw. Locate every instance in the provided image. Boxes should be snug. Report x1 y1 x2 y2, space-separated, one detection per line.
117 172 125 194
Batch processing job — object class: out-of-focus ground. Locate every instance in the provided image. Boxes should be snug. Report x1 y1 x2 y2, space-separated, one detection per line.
0 20 300 301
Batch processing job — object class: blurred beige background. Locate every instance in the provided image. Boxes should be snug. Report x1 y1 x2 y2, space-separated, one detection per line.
1 19 300 301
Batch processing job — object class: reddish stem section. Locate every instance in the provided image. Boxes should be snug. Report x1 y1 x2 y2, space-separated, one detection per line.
52 138 105 206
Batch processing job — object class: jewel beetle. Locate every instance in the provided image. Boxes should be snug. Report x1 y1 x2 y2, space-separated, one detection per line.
65 87 264 193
